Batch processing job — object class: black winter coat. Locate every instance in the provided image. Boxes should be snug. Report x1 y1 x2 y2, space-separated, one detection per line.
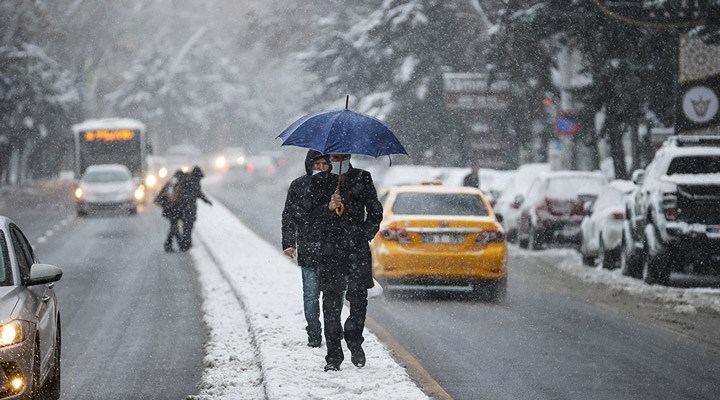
281 150 326 268
303 165 383 291
177 174 210 222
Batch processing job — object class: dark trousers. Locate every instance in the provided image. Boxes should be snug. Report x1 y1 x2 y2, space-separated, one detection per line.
322 281 368 365
164 217 182 250
180 218 195 251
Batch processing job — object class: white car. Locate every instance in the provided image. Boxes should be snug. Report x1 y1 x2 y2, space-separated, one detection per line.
494 163 550 241
580 180 636 269
73 164 144 216
1 216 63 399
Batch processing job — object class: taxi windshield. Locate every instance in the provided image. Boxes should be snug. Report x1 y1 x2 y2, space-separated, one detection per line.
392 192 489 216
1 232 11 286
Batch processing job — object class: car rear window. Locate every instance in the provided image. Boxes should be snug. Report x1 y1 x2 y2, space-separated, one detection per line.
83 169 131 182
1 232 11 286
392 193 489 216
667 156 720 175
546 177 603 200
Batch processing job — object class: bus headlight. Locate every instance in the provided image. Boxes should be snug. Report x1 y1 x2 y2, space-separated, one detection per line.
145 174 157 188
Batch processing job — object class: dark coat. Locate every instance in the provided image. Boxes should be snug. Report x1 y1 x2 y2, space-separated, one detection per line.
154 174 183 219
281 150 327 268
303 164 383 291
177 170 211 222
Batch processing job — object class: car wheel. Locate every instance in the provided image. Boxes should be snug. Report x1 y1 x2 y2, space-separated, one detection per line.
642 224 670 285
580 239 595 266
529 225 542 250
620 234 643 278
129 205 138 214
599 238 621 270
76 208 87 217
44 318 61 400
29 338 41 400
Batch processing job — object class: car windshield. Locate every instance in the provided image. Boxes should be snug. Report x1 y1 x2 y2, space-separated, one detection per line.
83 169 131 183
667 156 720 175
392 192 489 216
1 232 11 286
547 177 603 200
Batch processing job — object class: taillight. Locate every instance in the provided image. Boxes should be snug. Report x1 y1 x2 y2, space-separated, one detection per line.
662 192 677 221
380 227 412 244
246 163 255 173
475 230 505 246
610 211 624 220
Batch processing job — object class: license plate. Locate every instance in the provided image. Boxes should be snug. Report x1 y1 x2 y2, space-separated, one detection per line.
423 234 464 244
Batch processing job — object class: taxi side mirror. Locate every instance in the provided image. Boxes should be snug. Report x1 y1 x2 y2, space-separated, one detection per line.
495 213 504 223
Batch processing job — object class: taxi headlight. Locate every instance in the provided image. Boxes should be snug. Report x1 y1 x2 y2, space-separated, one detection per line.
0 321 27 347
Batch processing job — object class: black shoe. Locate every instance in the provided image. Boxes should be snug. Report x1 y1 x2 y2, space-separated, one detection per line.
324 362 341 372
350 347 365 368
307 337 322 348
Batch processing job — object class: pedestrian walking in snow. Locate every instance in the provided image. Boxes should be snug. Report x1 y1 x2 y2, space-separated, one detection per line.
302 153 383 371
177 165 212 251
463 160 480 188
281 150 331 347
154 169 186 252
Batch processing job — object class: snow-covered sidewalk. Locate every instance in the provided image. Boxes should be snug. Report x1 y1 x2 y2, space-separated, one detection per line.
188 199 429 400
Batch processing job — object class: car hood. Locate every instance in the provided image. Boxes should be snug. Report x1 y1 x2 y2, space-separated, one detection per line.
81 181 133 191
0 286 20 324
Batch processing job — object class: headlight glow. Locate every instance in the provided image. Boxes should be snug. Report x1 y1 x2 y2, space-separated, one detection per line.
74 187 83 200
0 321 24 347
134 186 145 201
182 166 190 173
236 156 245 165
158 167 168 178
10 377 24 391
145 174 157 188
215 156 227 168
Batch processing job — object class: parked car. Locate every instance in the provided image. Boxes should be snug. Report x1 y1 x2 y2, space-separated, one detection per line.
1 216 63 399
580 180 636 269
622 136 720 285
73 164 144 216
437 167 515 207
370 184 507 301
494 163 550 242
375 165 443 194
244 155 277 178
517 170 605 249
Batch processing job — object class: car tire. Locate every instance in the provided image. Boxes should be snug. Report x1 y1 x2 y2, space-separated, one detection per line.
44 318 61 400
29 338 41 400
642 224 671 285
76 208 87 217
580 239 595 266
599 238 620 270
620 233 643 278
529 225 542 250
518 234 528 249
129 206 138 214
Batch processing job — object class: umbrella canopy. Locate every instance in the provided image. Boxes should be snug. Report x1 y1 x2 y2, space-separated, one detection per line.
276 109 407 157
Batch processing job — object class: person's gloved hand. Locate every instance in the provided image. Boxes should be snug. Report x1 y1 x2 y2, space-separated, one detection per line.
205 199 213 206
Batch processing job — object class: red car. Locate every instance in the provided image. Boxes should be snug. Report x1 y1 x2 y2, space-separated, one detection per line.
517 171 605 250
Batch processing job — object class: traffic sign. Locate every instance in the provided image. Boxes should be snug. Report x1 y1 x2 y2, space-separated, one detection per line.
555 109 578 136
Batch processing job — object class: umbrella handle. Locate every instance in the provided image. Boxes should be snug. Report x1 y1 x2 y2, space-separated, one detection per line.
335 202 344 216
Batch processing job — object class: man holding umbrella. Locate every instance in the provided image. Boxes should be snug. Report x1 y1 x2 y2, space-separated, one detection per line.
303 153 383 371
276 96 407 371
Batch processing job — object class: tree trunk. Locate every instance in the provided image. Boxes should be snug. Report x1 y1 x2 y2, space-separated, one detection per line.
629 120 640 172
605 117 628 180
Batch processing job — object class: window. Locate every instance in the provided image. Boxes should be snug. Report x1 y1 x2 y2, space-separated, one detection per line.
667 156 720 175
392 193 489 216
10 225 34 284
1 232 12 286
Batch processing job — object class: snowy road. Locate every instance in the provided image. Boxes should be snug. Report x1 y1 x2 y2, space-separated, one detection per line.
207 173 720 400
1 182 204 400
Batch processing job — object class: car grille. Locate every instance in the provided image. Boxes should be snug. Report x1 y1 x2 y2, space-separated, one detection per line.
677 185 720 224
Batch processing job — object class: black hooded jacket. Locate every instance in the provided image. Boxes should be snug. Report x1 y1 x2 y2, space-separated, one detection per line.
301 163 383 291
281 150 328 268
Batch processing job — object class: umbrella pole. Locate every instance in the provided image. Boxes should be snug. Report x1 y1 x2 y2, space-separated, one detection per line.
335 158 345 216
345 95 349 110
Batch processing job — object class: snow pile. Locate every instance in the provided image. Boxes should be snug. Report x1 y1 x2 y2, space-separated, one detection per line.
512 246 720 314
190 199 429 400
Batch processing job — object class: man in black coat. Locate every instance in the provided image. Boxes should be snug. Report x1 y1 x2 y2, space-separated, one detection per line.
154 169 186 252
303 153 383 371
177 166 212 251
281 150 330 347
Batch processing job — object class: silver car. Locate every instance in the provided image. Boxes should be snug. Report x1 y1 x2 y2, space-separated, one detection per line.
1 217 62 399
73 164 144 216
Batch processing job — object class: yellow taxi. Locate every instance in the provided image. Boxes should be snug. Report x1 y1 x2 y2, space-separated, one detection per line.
371 184 507 300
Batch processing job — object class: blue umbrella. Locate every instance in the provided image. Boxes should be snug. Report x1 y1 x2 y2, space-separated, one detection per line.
276 99 408 157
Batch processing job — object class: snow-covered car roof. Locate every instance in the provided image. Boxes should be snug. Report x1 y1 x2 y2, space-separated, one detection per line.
72 118 145 133
608 179 636 194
